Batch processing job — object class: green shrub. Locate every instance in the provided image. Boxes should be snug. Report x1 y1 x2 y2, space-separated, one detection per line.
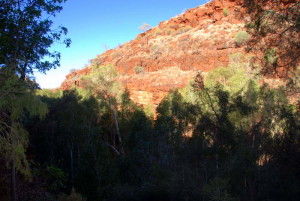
165 28 175 35
144 104 154 118
176 26 192 35
264 48 277 64
150 44 161 55
111 51 122 59
37 89 63 98
245 22 256 29
234 31 250 45
42 165 67 192
134 66 144 74
153 28 163 36
229 52 242 64
204 53 255 94
223 8 229 16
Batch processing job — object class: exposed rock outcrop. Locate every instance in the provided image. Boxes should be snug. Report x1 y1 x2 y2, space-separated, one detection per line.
60 0 299 106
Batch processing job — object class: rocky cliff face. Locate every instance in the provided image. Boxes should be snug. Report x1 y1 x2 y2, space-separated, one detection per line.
60 0 298 106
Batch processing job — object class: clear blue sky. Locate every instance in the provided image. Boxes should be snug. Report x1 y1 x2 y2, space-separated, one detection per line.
35 0 207 89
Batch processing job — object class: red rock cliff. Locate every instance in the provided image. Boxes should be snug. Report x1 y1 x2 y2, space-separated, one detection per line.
60 0 299 106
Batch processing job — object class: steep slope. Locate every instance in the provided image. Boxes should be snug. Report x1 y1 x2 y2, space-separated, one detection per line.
60 0 298 106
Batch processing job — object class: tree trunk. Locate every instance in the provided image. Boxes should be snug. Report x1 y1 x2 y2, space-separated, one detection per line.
111 107 124 155
249 178 256 201
107 94 124 155
69 144 74 186
11 160 17 201
77 144 81 165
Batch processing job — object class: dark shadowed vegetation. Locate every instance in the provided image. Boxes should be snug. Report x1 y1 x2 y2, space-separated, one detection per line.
0 0 299 201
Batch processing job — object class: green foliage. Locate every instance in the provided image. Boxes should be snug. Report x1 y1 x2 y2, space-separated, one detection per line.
286 67 300 94
201 53 258 97
176 26 192 35
111 51 122 59
144 104 154 118
0 76 48 178
134 66 144 74
204 65 249 95
10 44 298 201
30 77 300 201
243 1 299 76
44 165 67 192
153 28 163 36
37 89 63 99
150 44 162 55
178 78 199 104
156 90 197 140
165 28 176 35
245 22 256 29
26 65 300 201
82 64 122 100
0 0 71 79
234 31 250 45
264 48 277 64
223 8 229 16
0 0 71 199
0 121 30 177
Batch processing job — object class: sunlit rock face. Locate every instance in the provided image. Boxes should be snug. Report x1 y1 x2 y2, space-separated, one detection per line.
60 0 299 106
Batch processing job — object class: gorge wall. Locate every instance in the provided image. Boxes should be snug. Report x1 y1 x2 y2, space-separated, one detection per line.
60 0 299 107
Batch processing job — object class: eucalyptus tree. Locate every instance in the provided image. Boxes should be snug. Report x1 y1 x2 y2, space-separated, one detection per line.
0 0 71 79
81 64 125 156
0 0 70 200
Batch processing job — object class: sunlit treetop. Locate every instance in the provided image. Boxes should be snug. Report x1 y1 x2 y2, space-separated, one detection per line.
0 0 71 80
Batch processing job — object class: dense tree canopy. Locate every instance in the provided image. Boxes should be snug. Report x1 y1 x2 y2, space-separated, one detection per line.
0 1 70 201
0 0 70 79
22 58 299 201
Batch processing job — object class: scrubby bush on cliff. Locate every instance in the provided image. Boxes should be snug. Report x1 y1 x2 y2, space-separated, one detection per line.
134 66 144 74
234 31 250 45
243 0 299 78
150 44 162 55
111 51 122 59
223 8 229 16
176 26 192 35
165 28 176 35
264 48 277 65
153 28 163 36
